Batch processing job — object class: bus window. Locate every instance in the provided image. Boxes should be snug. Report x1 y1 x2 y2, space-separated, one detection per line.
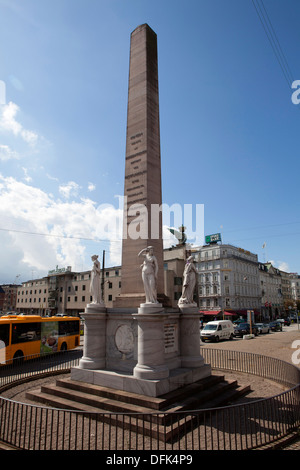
0 324 10 346
59 320 80 337
12 322 41 344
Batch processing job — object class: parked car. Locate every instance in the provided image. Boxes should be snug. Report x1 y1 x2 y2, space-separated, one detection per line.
277 318 290 326
233 322 258 337
200 320 235 342
255 323 270 334
269 321 282 332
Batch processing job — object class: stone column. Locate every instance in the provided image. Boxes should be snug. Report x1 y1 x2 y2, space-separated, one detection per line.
133 305 169 380
79 303 107 370
179 306 204 368
114 23 165 308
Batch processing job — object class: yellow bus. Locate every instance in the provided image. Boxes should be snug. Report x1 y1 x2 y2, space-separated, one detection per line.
0 314 80 364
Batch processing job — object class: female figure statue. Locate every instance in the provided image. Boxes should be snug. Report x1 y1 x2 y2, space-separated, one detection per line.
90 254 102 304
138 246 159 304
179 256 198 305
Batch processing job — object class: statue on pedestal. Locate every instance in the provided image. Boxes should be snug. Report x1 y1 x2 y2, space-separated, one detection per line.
90 254 103 304
138 246 159 304
178 256 198 306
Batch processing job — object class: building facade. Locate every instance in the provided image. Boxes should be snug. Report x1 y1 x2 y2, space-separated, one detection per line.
12 245 300 318
0 284 20 313
195 244 261 315
290 273 300 304
259 263 284 319
16 266 122 316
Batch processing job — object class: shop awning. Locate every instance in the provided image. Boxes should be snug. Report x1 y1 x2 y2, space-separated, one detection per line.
223 311 238 316
199 311 222 316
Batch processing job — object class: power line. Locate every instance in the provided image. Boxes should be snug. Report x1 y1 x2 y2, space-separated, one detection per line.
222 220 300 234
0 227 119 244
251 0 294 88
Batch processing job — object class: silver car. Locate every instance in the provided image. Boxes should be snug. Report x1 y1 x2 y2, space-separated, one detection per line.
255 323 270 334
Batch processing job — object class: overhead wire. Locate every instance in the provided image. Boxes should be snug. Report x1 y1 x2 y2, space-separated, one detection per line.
251 0 294 89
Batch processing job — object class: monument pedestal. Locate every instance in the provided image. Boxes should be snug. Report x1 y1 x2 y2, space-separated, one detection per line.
72 304 211 397
179 303 205 368
78 303 107 370
133 304 169 380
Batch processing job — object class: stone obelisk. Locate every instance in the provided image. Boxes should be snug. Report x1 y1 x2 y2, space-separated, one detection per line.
114 24 165 308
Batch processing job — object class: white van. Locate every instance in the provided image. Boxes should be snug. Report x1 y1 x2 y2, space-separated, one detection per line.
200 320 234 343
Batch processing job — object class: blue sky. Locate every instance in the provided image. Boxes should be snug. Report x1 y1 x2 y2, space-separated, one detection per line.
0 0 299 284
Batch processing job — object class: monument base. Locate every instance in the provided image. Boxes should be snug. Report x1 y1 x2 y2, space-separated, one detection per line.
71 364 211 398
72 305 211 397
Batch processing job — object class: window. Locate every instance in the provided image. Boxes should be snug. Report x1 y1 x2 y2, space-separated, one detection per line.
59 320 79 336
82 296 85 302
82 285 86 291
108 295 112 301
12 322 41 344
0 324 10 346
108 282 113 289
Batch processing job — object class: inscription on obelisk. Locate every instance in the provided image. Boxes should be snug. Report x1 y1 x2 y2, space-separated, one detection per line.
114 24 165 308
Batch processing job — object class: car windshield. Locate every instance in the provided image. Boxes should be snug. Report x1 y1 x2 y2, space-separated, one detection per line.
204 324 217 331
237 323 248 328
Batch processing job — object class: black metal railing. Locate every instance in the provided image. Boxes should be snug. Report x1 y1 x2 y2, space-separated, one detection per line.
1 349 300 450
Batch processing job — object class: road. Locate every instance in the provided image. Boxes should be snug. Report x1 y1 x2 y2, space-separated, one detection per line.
200 323 300 365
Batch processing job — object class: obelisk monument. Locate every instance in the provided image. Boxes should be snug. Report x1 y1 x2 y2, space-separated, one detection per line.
114 24 165 308
72 24 211 396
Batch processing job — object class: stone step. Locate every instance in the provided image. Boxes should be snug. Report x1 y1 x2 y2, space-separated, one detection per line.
25 372 251 443
26 383 251 443
54 373 225 411
26 375 250 417
26 378 251 443
41 383 156 415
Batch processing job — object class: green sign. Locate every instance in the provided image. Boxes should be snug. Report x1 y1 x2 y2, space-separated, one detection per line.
205 233 221 244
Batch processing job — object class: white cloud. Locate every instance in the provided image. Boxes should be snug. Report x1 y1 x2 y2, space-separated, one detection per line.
0 174 123 283
22 167 32 183
0 101 38 145
59 181 80 199
88 182 96 192
0 144 19 161
269 259 290 272
0 175 189 283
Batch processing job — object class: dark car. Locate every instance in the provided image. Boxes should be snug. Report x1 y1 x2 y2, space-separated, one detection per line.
233 322 258 337
269 321 282 332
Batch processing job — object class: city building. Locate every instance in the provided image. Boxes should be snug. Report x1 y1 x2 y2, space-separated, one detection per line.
0 284 20 313
16 265 122 316
12 244 300 318
259 263 284 319
290 273 300 304
195 243 261 317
